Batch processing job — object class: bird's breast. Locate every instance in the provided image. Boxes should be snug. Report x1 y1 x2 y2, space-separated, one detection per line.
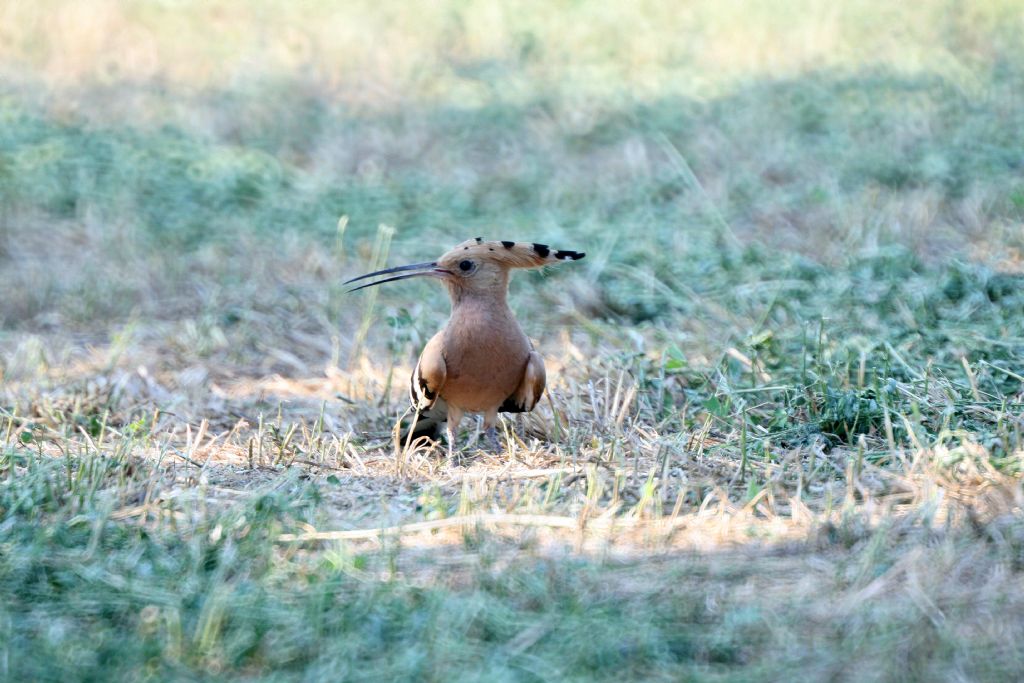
440 315 530 412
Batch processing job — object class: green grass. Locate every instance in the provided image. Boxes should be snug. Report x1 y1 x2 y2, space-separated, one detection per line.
2 0 1024 680
4 447 1024 681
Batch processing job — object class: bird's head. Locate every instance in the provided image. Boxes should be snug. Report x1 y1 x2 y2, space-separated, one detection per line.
345 238 585 298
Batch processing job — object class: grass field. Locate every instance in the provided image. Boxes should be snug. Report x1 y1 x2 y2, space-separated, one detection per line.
2 1 1024 680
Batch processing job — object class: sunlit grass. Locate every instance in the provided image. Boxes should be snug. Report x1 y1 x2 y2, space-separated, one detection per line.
3 0 1021 100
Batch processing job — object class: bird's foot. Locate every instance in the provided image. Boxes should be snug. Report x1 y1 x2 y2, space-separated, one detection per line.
484 426 502 453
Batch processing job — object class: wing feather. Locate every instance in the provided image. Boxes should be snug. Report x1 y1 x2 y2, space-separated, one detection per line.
411 331 446 410
500 350 546 413
401 332 448 443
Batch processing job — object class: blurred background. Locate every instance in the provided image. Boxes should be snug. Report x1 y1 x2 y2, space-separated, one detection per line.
0 0 1022 409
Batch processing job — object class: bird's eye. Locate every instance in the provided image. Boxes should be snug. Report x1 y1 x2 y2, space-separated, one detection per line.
458 260 474 272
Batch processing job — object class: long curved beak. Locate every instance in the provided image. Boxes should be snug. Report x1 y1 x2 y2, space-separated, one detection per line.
343 261 450 292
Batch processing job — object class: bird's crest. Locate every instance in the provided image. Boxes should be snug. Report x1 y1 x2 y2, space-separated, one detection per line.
442 237 585 269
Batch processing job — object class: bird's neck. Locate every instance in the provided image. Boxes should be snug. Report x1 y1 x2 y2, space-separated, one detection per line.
446 282 513 318
445 271 511 309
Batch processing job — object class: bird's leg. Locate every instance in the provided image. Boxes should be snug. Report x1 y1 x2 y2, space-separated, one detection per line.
482 408 502 453
445 406 464 465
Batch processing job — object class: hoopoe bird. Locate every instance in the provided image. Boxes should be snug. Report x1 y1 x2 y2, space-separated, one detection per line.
346 238 585 459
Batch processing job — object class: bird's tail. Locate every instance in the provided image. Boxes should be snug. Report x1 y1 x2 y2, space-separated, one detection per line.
397 400 448 447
